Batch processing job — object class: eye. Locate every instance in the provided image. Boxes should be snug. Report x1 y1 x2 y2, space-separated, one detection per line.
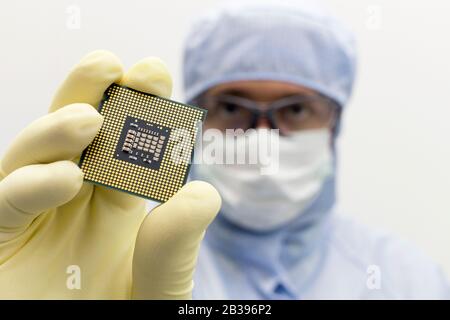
219 102 240 114
286 103 306 115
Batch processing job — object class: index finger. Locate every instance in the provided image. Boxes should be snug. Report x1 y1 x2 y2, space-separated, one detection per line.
49 50 123 113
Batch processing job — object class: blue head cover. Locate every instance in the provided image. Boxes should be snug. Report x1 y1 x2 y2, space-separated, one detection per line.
183 0 357 107
183 0 358 289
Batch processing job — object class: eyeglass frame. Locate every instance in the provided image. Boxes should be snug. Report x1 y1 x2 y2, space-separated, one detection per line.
192 93 341 135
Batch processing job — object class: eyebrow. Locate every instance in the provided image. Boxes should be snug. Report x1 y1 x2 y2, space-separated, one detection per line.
214 90 317 100
213 89 248 97
205 85 322 102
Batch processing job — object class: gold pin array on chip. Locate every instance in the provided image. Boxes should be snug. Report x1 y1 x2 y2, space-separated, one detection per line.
78 84 207 203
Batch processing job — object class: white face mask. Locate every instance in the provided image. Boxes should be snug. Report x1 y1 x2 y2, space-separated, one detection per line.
194 128 333 232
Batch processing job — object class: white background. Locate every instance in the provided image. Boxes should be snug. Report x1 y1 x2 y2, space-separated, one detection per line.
0 0 449 276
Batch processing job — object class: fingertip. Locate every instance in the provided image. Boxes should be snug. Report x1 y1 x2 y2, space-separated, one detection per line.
76 50 124 78
53 160 84 196
58 103 104 135
180 180 222 213
56 102 103 121
1 103 104 174
120 57 173 98
48 103 104 158
49 50 124 112
33 160 84 203
167 180 222 230
2 161 84 215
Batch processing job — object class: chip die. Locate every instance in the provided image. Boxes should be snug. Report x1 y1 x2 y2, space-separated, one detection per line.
79 84 206 203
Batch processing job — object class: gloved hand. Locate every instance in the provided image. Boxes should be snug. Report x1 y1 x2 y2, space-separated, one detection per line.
0 50 221 299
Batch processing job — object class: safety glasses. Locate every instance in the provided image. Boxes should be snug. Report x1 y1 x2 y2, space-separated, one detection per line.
194 93 338 135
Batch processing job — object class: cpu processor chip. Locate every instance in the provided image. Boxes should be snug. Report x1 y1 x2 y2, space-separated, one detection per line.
79 84 206 203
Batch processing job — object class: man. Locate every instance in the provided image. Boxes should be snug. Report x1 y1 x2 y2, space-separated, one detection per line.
185 1 450 299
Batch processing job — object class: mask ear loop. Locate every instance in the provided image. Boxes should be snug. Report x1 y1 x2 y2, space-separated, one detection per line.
327 99 342 159
330 103 342 136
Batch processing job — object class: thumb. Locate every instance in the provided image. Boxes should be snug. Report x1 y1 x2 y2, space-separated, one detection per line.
132 181 221 300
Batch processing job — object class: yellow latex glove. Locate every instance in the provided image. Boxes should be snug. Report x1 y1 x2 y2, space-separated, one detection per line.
0 50 221 299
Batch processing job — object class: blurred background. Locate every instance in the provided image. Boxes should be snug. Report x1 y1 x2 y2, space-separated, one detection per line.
0 0 449 275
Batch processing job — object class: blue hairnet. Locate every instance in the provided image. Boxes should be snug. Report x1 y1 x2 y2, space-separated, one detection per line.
182 0 357 107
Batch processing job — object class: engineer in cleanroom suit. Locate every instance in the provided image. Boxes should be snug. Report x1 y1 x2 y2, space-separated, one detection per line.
186 1 450 299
